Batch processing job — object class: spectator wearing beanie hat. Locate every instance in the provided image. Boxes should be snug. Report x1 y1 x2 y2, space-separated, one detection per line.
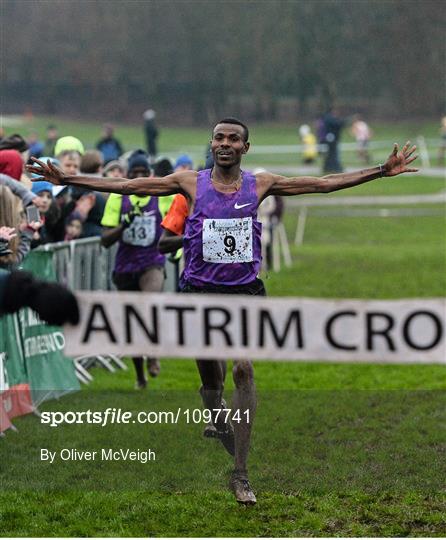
30 162 63 246
54 136 85 157
103 160 126 178
127 149 151 175
31 181 53 215
174 154 193 171
0 149 24 181
54 137 84 177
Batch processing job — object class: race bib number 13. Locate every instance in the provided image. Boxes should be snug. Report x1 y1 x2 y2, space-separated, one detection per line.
122 215 156 247
202 217 253 263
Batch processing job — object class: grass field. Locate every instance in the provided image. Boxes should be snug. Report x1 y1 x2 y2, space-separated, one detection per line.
1 117 445 536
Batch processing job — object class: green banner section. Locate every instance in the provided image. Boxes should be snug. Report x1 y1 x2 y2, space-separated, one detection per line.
1 313 28 387
17 251 80 405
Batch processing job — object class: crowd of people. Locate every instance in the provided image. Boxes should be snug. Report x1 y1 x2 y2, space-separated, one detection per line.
0 123 205 389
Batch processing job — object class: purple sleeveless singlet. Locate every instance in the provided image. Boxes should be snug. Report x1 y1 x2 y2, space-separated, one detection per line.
114 195 165 274
182 168 262 287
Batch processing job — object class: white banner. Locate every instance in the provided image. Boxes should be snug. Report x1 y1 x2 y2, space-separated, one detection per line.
64 292 446 364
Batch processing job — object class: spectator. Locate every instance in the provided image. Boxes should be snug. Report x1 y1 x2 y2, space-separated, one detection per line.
157 154 192 260
174 154 193 172
0 226 17 258
0 170 38 210
322 106 345 173
43 125 59 157
69 153 106 238
30 180 59 246
143 109 158 161
299 124 317 164
81 150 104 176
350 114 372 164
64 213 83 241
31 181 53 216
54 137 84 188
103 160 126 178
54 136 85 158
27 130 44 160
0 185 40 269
0 134 28 153
154 157 174 178
159 193 188 250
0 149 24 181
96 124 123 164
57 150 81 176
29 157 68 244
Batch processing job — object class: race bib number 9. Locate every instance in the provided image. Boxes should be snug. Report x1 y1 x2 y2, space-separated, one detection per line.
202 217 253 263
122 215 156 247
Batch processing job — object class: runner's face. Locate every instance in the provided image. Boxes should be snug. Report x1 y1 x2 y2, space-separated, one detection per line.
211 124 249 168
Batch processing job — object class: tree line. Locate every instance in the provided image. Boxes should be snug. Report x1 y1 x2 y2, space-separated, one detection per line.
3 0 444 123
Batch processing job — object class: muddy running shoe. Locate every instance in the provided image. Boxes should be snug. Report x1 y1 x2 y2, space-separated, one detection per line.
147 358 160 378
203 422 218 438
229 471 256 505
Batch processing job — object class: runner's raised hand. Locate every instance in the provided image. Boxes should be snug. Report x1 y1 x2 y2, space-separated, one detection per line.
382 141 419 177
26 157 67 185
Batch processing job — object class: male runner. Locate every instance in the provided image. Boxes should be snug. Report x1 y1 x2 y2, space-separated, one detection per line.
28 118 418 504
101 150 171 388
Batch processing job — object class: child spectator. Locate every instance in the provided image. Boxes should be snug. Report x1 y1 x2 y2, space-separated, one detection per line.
54 136 85 158
57 150 81 176
31 181 53 215
30 180 59 246
64 214 83 241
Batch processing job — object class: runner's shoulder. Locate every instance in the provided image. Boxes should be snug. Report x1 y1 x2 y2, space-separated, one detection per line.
253 170 275 188
170 169 198 192
170 169 198 183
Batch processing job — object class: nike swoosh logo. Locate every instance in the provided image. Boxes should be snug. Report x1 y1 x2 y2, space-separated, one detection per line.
234 202 252 209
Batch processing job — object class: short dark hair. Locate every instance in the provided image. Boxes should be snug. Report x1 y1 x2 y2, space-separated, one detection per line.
215 117 249 142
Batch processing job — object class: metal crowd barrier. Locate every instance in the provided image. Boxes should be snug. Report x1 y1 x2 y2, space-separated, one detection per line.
36 237 177 292
35 237 178 382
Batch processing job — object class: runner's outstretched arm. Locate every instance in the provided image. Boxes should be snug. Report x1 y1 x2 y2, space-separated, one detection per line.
262 142 418 197
26 158 191 197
